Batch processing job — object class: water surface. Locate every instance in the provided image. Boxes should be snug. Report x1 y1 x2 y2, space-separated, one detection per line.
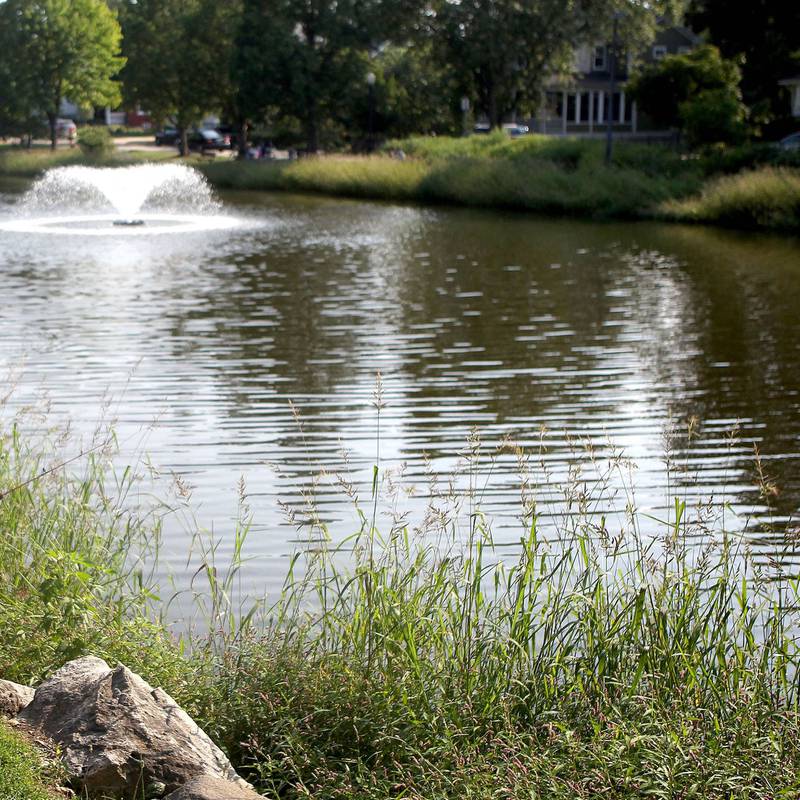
1 183 799 594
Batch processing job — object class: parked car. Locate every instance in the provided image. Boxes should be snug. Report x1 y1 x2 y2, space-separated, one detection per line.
777 132 800 150
55 118 77 140
187 129 230 152
502 123 529 137
473 122 491 135
154 127 180 146
215 124 241 150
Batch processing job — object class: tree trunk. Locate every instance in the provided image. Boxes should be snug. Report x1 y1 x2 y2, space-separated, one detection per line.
305 113 318 155
237 118 248 160
48 112 57 151
488 83 499 129
178 126 189 157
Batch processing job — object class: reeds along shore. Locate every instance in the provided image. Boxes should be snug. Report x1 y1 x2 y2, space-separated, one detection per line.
2 133 800 231
2 406 800 799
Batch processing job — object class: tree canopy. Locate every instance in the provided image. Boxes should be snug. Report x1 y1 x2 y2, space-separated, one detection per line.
686 0 800 135
628 44 747 145
0 0 124 147
120 0 239 155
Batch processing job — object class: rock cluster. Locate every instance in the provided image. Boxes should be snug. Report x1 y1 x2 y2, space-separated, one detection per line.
2 656 261 800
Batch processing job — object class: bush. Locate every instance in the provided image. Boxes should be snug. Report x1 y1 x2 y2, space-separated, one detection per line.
681 87 747 147
662 167 800 229
77 125 113 157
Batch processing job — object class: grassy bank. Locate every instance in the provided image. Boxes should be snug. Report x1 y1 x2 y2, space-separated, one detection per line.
2 134 799 230
197 132 800 230
0 146 172 177
3 407 800 800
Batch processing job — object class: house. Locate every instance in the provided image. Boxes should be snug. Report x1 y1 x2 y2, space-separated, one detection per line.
778 76 800 119
534 25 702 136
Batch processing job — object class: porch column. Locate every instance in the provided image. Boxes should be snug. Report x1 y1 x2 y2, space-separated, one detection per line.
597 90 604 124
575 91 582 125
632 100 638 133
588 90 594 133
561 91 568 134
620 90 626 125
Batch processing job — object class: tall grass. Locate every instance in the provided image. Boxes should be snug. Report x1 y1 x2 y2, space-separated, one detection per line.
198 154 699 219
0 147 173 178
2 400 800 798
662 167 800 230
0 720 61 800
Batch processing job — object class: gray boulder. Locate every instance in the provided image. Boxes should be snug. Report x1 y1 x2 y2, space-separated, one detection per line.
19 656 251 798
164 775 262 800
0 678 35 716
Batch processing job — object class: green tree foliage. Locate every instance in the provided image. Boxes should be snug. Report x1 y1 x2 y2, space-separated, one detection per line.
428 0 689 129
120 0 238 155
232 0 424 153
629 45 747 145
686 0 800 135
0 0 124 149
371 45 461 139
430 0 579 129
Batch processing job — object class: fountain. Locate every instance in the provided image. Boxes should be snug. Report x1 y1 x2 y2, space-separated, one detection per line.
0 163 241 235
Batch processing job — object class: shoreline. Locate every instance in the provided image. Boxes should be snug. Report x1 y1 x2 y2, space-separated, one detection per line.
1 141 799 233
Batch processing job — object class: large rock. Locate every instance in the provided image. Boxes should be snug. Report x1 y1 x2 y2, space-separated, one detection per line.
164 775 262 800
19 656 251 798
0 678 35 716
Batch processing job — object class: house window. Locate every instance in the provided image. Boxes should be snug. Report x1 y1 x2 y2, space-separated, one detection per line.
677 46 691 55
652 45 667 60
593 45 607 70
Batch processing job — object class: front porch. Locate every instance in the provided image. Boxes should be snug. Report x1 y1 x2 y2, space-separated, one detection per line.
533 88 638 135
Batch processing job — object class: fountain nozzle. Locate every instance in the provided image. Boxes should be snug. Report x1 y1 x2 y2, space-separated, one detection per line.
113 219 145 227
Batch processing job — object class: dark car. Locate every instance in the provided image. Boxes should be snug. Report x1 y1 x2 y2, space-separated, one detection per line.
187 129 230 152
778 132 800 151
154 127 180 146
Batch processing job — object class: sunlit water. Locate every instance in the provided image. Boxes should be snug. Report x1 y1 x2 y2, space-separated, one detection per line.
1 179 799 599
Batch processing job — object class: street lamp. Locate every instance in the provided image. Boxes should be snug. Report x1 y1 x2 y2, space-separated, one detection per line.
605 11 624 165
366 71 376 153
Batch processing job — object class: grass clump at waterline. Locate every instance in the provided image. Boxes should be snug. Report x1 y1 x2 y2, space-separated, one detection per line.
661 166 800 230
3 407 800 799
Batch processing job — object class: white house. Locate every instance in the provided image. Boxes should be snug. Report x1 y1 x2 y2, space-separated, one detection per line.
535 25 702 136
779 76 800 119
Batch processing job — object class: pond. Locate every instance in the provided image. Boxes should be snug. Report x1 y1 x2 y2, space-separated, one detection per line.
1 181 799 597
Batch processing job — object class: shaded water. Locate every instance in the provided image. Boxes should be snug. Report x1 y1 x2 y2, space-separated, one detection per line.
1 183 799 594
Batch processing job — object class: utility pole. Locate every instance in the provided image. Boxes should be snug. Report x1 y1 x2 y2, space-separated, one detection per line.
367 71 376 153
605 12 621 166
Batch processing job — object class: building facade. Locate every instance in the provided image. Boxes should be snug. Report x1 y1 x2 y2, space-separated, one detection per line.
535 26 702 136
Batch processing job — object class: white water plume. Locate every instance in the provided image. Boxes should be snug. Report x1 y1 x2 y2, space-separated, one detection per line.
18 164 221 218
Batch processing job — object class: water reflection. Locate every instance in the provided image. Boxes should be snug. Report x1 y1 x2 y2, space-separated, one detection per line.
1 186 799 595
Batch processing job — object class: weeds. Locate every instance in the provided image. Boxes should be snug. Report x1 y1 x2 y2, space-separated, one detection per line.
2 395 800 798
662 167 800 230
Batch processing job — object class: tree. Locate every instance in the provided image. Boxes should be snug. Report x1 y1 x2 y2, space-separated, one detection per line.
686 0 800 135
230 0 296 157
120 0 238 156
0 0 124 149
343 45 460 142
429 0 689 130
628 44 747 145
234 0 424 153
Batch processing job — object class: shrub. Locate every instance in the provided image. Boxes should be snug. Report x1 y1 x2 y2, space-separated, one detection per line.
662 166 800 229
77 125 114 157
